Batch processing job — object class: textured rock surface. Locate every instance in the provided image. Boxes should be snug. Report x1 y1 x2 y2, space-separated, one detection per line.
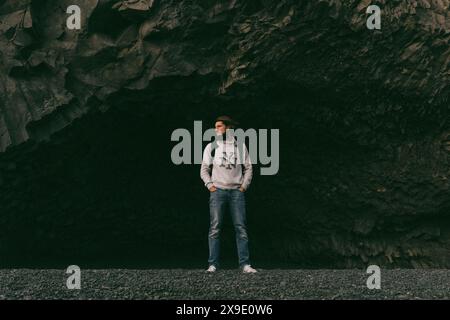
0 0 449 267
1 269 450 299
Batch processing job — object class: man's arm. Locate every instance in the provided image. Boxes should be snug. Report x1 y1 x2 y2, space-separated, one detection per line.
240 144 253 191
200 143 214 190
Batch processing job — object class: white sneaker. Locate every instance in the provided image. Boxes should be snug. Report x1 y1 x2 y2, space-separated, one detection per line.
242 265 257 273
206 265 217 273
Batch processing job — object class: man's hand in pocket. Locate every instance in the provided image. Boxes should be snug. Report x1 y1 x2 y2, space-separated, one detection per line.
239 187 245 192
209 186 217 192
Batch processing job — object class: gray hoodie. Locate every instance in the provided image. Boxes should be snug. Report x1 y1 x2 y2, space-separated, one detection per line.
200 134 253 191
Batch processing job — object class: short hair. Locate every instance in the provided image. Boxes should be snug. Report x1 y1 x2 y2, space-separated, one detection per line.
215 115 239 129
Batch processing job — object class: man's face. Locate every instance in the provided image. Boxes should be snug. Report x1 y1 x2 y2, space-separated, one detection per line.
215 121 228 135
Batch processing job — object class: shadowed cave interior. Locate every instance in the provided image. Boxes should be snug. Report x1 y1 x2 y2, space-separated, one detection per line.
1 74 381 269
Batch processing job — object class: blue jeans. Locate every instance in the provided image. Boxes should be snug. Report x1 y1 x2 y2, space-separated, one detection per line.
208 188 250 268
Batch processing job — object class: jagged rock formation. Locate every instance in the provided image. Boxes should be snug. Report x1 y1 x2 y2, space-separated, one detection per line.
0 0 449 268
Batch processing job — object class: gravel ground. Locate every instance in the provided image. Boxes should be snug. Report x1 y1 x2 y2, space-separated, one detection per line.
1 269 450 300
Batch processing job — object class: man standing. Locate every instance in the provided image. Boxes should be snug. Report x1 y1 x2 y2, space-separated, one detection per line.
200 116 257 273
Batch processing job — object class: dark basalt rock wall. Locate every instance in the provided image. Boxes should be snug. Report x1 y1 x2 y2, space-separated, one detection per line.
0 0 449 268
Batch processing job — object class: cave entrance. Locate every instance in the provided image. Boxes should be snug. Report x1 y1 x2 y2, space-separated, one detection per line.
1 74 352 269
